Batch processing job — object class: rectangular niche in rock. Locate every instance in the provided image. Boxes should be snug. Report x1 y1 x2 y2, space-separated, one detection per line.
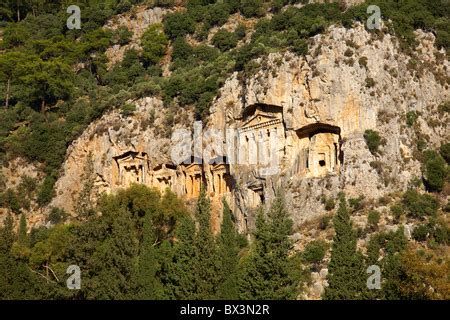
295 123 341 177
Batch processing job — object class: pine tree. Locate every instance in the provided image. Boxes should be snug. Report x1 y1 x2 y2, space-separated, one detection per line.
0 214 14 254
239 193 301 299
216 199 240 299
191 186 219 299
324 194 366 300
135 203 165 299
0 214 36 299
166 214 197 299
85 206 139 299
18 213 28 246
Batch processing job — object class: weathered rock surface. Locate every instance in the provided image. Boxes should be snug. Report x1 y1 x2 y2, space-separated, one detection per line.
104 6 171 68
46 23 449 234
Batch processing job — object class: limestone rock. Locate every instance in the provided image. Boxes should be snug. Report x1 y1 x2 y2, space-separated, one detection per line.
47 23 449 234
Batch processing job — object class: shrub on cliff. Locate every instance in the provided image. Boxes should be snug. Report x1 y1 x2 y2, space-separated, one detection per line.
402 189 439 218
302 240 327 268
367 210 381 230
422 150 447 192
141 24 168 66
440 143 450 164
364 129 382 155
163 12 195 40
212 29 238 52
239 0 265 18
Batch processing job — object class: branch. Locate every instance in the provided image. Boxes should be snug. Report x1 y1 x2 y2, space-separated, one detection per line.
44 265 60 282
27 267 56 284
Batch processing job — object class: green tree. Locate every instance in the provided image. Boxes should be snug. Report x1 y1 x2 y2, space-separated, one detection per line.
134 198 166 299
0 214 38 299
239 193 302 299
166 214 197 299
212 29 238 51
216 199 240 299
440 143 450 164
163 12 195 40
302 240 327 270
366 227 407 300
367 210 380 231
191 187 219 299
141 23 168 66
364 129 382 155
422 150 447 192
402 189 439 218
0 51 28 108
18 57 75 113
84 206 139 299
0 214 14 254
324 195 366 300
18 213 28 246
240 0 265 18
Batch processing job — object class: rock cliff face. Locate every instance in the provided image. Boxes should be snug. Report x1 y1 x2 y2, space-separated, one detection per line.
49 23 449 233
104 6 172 68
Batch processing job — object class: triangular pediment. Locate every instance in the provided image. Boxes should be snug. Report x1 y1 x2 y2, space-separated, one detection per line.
118 155 138 163
182 163 203 172
242 111 279 128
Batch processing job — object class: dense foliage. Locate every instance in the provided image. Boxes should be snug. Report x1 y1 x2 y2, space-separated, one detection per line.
1 184 448 299
0 185 307 299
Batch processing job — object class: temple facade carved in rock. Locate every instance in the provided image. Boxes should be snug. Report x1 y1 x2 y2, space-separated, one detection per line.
107 104 342 236
112 151 149 188
110 105 342 204
237 104 285 168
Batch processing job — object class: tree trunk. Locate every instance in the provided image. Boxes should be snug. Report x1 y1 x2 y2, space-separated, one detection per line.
41 99 48 122
16 0 21 21
5 78 10 109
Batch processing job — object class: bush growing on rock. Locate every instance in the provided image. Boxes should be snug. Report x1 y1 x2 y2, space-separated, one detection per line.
212 29 238 52
37 176 56 207
324 198 335 211
204 2 231 27
141 24 168 66
364 130 382 155
348 195 365 212
390 204 404 222
412 224 430 242
412 222 448 245
422 150 447 192
48 207 68 224
402 190 439 219
439 143 450 164
319 215 331 230
406 111 419 127
303 240 327 266
113 26 133 46
163 12 195 40
367 210 380 230
120 103 137 117
239 0 265 18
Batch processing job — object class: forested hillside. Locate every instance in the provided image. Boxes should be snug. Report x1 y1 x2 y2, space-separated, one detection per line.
0 0 449 300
